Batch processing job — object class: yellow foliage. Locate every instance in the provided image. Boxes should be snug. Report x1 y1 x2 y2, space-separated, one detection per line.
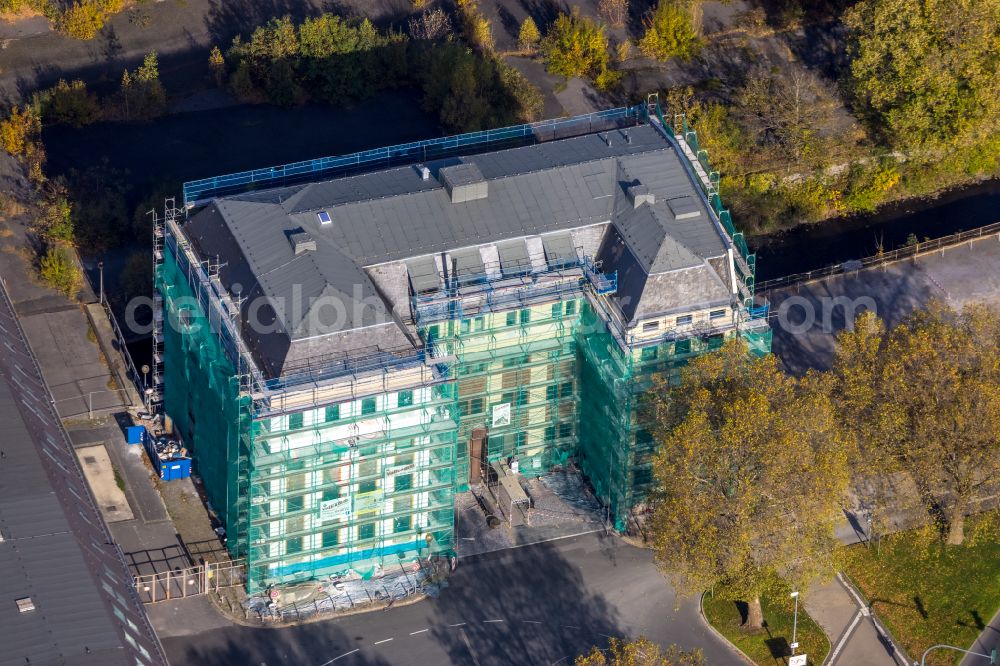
0 104 41 156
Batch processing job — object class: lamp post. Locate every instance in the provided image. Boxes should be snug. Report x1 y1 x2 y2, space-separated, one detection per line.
790 591 800 656
919 645 997 666
141 364 150 413
98 261 104 303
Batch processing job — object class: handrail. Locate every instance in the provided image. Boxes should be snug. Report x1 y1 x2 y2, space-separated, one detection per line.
182 106 644 205
756 219 1000 293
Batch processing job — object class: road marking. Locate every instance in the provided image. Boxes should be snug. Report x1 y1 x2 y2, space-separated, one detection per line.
373 638 393 645
317 648 359 665
409 629 428 635
562 625 581 630
448 622 467 627
522 620 543 624
483 619 504 623
828 610 863 664
461 628 481 666
838 573 870 614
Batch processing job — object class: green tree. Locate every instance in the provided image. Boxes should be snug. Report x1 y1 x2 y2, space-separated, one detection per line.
36 190 74 243
832 304 1000 545
540 9 612 81
117 51 166 120
646 340 849 629
119 250 152 300
638 1 700 62
576 637 704 665
36 79 101 127
518 16 541 53
38 245 81 297
845 0 1000 155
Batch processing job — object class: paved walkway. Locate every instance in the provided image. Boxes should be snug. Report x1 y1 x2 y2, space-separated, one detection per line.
765 234 1000 373
806 574 906 666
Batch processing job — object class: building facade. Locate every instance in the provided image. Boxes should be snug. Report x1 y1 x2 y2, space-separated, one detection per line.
155 106 770 591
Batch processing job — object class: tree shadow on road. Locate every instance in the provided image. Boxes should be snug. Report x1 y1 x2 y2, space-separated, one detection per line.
428 539 625 665
164 620 393 666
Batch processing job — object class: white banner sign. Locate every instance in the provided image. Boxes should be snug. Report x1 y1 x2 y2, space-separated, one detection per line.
385 463 416 480
492 402 511 427
788 655 807 666
354 489 385 515
319 497 351 522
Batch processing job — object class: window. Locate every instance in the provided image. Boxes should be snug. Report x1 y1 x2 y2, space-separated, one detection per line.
506 312 517 326
565 301 576 315
428 324 439 339
322 487 339 501
520 309 531 324
545 426 556 443
398 390 414 408
395 473 413 492
322 530 339 548
551 302 562 318
475 317 485 331
676 314 693 325
643 321 660 333
633 467 653 486
560 381 573 397
546 385 558 400
460 319 470 334
708 334 724 350
515 432 527 449
516 388 528 406
641 346 658 361
286 536 303 554
361 397 377 415
288 412 303 430
325 404 340 422
559 422 573 439
710 309 726 320
358 523 376 541
394 515 412 533
675 339 691 354
470 397 484 414
286 495 304 512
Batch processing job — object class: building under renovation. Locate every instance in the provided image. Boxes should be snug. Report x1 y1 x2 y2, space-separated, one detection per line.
153 104 770 591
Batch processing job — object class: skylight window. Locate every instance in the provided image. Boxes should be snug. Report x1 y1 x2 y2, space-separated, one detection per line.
317 211 332 225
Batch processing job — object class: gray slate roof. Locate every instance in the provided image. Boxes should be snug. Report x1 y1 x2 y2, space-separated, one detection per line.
0 290 164 666
182 123 734 377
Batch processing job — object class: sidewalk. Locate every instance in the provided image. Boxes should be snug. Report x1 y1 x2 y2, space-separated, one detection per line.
805 574 907 666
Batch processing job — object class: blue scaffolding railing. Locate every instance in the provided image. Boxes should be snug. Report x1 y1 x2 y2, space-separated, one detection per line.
183 106 644 206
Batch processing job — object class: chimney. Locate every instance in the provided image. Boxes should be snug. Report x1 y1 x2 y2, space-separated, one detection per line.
289 230 317 255
419 165 431 181
627 184 655 208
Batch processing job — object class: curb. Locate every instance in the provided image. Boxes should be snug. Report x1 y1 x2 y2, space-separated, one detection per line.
697 592 756 665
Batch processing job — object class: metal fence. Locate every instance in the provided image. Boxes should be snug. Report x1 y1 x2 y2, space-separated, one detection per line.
133 559 246 604
756 220 1000 293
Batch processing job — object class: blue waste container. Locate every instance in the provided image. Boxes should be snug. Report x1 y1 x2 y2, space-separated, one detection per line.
126 426 146 445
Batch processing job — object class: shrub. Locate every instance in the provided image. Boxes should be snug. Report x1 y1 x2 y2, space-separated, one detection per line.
598 0 629 28
37 191 74 243
37 79 101 127
208 46 226 86
408 8 451 41
0 104 41 155
56 0 124 40
39 245 81 297
638 1 700 61
541 9 612 80
116 51 167 120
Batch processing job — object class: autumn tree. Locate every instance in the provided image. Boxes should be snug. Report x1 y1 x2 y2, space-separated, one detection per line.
845 0 1000 160
208 46 226 86
576 637 704 665
646 340 849 629
518 16 541 53
638 1 700 62
541 9 618 89
832 304 1000 545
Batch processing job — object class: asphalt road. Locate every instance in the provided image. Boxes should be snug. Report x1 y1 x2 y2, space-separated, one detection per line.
162 532 740 666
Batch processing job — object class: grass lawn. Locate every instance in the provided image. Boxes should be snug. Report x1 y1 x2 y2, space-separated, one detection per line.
702 590 829 666
838 511 1000 666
